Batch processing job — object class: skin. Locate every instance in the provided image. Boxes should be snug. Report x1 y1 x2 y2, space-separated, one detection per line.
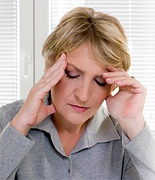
51 44 112 154
51 43 111 132
11 42 146 155
104 67 146 139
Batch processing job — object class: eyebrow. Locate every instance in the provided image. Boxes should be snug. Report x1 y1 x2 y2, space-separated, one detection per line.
67 63 84 73
67 62 105 79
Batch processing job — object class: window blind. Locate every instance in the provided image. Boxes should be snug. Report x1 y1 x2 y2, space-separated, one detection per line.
0 0 19 106
50 0 155 135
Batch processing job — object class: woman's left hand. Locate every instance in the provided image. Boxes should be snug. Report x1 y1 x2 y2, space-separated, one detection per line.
102 67 146 140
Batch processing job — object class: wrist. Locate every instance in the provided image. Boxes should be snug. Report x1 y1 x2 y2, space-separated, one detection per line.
120 116 146 140
125 122 146 140
10 115 31 136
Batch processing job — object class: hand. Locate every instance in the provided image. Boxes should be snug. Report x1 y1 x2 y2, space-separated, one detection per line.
102 67 146 139
11 53 67 136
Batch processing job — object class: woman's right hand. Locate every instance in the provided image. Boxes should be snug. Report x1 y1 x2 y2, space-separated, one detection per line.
10 53 67 136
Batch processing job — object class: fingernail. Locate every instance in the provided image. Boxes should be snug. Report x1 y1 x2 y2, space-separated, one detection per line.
103 72 108 76
116 81 121 84
57 55 64 64
60 53 66 59
106 78 111 81
60 53 64 57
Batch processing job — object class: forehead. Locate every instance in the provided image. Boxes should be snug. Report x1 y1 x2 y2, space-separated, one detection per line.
66 43 107 75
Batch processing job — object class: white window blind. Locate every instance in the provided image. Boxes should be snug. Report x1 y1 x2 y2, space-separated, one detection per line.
50 0 155 135
0 0 19 106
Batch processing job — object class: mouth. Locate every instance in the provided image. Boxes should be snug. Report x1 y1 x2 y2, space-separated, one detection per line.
69 104 89 112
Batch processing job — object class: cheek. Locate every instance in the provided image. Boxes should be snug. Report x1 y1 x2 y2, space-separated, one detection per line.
91 86 111 105
51 77 76 102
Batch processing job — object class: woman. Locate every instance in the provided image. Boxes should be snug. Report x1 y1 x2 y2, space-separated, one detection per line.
0 7 155 180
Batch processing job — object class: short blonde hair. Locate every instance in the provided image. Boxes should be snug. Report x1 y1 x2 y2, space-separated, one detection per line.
42 7 130 71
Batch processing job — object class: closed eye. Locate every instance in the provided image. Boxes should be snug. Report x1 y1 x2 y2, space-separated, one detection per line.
94 79 107 87
65 70 80 79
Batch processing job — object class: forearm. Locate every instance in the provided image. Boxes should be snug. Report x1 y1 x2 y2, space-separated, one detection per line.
123 123 155 179
0 123 35 180
121 115 146 140
10 113 31 136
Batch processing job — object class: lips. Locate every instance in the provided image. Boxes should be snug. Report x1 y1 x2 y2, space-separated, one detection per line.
69 104 89 112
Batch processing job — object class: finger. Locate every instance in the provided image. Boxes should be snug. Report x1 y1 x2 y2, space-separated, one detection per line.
106 66 124 72
115 78 146 94
38 69 65 94
102 70 129 79
46 104 56 116
105 76 130 85
42 60 66 85
43 53 67 79
104 73 146 94
38 55 67 86
32 62 66 99
45 69 65 87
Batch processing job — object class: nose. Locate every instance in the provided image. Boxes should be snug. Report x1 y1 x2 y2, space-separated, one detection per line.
75 80 90 103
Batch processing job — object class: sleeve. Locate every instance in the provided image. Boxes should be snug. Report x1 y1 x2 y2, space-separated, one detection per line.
0 103 35 180
122 124 155 180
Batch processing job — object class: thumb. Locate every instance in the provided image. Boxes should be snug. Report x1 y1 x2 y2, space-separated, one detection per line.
46 104 56 116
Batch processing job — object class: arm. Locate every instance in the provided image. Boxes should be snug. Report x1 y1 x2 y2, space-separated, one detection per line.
0 122 34 180
10 53 67 136
122 124 155 180
102 68 155 179
0 53 67 179
103 67 146 140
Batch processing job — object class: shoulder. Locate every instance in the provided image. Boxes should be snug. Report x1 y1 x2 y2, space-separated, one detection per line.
0 100 24 129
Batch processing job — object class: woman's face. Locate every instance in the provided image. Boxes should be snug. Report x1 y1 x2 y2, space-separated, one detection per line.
51 43 111 126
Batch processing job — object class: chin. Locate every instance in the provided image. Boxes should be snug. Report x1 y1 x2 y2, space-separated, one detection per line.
64 111 95 125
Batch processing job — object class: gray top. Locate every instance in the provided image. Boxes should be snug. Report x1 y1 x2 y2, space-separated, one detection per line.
0 100 155 180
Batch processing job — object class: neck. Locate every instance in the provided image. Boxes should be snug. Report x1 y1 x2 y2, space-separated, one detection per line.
52 113 89 156
52 113 88 135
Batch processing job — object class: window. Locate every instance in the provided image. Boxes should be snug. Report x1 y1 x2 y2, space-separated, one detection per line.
0 0 155 135
0 0 49 103
50 0 155 134
0 0 19 106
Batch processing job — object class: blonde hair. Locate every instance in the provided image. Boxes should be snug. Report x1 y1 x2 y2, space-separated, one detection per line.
42 7 130 71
